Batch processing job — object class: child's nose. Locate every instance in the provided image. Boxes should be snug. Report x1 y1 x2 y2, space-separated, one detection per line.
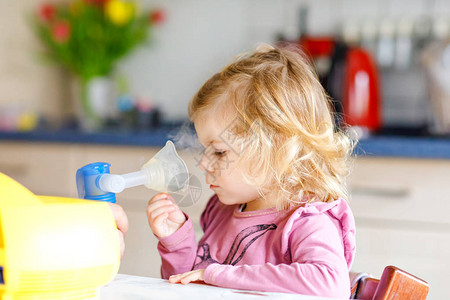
198 154 215 173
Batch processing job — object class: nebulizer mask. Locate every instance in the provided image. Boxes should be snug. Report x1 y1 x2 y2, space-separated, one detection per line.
76 141 189 202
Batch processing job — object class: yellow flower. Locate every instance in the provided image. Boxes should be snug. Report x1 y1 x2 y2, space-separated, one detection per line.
18 112 38 132
105 0 134 26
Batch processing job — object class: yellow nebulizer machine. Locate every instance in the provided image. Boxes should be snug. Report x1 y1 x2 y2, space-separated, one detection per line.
0 140 189 299
0 172 120 300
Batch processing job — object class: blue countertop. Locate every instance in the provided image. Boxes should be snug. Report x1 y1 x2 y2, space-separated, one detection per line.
1 128 450 159
354 136 450 159
0 128 171 147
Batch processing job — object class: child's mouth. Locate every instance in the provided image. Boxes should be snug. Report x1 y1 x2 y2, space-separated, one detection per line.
210 184 219 189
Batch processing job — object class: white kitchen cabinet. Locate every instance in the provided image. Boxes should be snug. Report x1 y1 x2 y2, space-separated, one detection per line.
348 157 450 300
0 142 82 197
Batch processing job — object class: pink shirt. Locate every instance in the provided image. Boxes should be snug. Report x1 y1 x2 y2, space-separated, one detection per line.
157 195 356 299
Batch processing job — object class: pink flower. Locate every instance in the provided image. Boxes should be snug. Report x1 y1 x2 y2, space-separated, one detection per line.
38 3 56 22
149 9 166 25
52 21 71 43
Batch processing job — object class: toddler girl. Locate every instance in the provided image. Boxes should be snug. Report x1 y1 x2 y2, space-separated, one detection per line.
146 44 356 298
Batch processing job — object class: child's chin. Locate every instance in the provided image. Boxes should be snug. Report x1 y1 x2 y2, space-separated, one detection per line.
220 200 243 207
216 195 237 206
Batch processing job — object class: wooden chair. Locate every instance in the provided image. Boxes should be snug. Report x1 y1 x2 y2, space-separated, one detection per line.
350 266 429 300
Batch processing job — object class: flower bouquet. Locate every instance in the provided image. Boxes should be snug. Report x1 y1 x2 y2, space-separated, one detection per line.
31 0 164 130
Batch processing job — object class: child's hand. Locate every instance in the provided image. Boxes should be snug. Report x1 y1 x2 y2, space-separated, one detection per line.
108 203 129 258
169 269 205 285
147 193 186 238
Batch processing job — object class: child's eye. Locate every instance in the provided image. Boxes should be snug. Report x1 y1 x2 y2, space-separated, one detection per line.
214 150 226 157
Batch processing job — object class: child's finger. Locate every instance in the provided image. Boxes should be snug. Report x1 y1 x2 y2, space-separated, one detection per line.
108 203 129 235
164 194 176 204
148 204 176 221
153 212 169 233
148 212 172 228
152 193 177 205
168 273 185 283
151 209 170 227
180 272 198 285
148 193 170 204
117 230 125 258
169 271 200 284
147 199 174 216
167 210 187 224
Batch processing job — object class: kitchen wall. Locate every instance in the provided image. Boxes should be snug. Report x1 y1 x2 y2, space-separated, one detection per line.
1 0 449 122
0 0 70 124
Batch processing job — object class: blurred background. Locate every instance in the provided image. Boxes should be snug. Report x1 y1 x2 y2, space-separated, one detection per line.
0 0 449 134
1 1 450 299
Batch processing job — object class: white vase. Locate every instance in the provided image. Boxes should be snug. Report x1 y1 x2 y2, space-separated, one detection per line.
72 76 117 131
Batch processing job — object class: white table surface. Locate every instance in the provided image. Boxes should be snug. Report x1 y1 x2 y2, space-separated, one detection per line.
100 274 336 300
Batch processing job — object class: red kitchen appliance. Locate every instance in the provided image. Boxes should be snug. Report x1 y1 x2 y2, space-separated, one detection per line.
298 37 382 132
343 47 381 130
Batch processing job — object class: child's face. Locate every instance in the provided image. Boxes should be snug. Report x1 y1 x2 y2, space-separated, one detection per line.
194 113 262 207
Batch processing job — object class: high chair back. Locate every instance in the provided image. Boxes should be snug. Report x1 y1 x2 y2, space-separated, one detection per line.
350 265 429 300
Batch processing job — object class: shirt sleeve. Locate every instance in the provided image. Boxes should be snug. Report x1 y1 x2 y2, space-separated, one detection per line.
157 195 220 279
157 214 198 279
202 214 351 298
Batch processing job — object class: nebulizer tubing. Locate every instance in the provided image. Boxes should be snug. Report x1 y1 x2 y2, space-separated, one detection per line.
76 141 189 202
97 171 147 193
98 163 166 193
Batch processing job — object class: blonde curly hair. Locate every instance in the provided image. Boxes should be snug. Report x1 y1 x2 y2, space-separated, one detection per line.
189 44 355 209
